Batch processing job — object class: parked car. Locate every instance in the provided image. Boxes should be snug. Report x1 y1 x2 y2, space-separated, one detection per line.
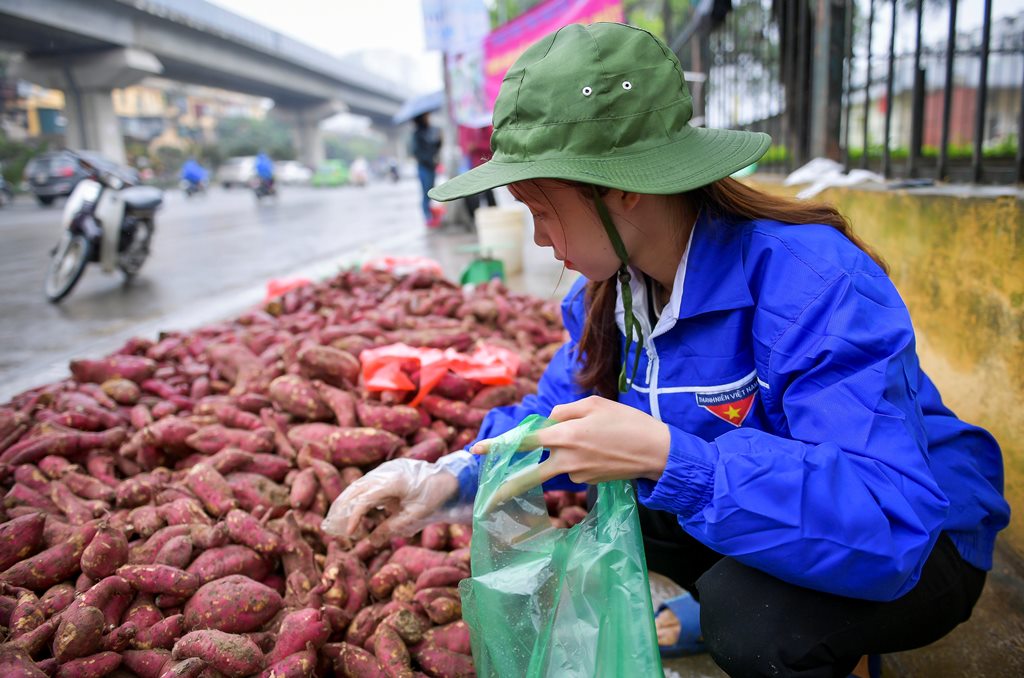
311 160 348 188
277 161 313 185
216 156 256 188
23 150 139 206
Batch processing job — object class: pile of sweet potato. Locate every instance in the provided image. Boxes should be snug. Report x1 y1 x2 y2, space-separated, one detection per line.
0 269 573 678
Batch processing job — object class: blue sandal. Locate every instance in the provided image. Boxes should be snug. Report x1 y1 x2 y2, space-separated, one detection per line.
656 592 706 658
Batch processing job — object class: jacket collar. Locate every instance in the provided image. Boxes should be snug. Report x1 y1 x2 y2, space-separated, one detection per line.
615 211 753 340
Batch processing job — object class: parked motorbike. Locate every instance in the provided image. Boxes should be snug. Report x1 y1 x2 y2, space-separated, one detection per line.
44 150 163 303
252 176 276 200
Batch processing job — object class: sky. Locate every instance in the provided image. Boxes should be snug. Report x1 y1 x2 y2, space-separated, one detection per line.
209 0 444 93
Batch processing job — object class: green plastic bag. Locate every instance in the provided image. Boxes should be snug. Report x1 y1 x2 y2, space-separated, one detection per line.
460 415 663 677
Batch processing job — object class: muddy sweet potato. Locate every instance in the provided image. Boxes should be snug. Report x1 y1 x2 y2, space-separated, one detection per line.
418 621 471 655
414 567 466 592
312 381 357 427
186 545 271 584
124 594 164 630
117 565 200 598
71 356 156 384
268 376 331 421
80 523 129 579
298 345 360 385
183 575 282 633
356 401 421 437
332 641 387 678
265 607 330 666
326 428 404 467
420 396 486 429
387 547 448 579
54 651 122 678
132 614 183 650
53 603 105 662
225 473 289 514
0 522 96 590
401 438 447 464
0 645 47 677
225 510 281 555
371 623 412 678
0 513 45 572
158 657 206 678
122 649 173 678
101 378 142 405
410 646 475 678
181 463 235 518
153 535 193 570
368 563 411 601
171 630 264 678
288 468 317 510
186 426 273 455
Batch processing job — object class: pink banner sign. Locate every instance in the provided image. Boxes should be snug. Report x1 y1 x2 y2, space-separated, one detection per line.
484 0 624 111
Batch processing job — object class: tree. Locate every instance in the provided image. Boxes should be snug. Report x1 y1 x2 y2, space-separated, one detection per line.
214 117 295 159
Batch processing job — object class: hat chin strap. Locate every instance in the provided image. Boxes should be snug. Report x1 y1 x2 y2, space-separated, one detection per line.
590 185 644 394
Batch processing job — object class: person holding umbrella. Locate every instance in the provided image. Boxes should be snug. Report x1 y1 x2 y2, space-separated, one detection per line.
330 23 1008 677
411 112 443 226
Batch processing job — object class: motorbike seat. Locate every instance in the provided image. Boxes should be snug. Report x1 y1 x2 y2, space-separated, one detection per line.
122 186 164 211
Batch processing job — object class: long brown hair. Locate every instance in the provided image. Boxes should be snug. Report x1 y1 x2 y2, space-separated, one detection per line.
576 177 888 398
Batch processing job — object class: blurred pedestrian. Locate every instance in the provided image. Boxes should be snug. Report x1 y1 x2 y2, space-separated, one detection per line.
459 125 497 217
411 112 443 227
255 152 275 187
180 157 208 195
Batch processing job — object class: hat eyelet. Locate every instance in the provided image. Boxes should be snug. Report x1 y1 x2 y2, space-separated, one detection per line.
621 81 632 90
581 86 593 97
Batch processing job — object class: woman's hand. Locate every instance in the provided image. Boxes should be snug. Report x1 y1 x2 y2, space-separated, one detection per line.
471 396 671 485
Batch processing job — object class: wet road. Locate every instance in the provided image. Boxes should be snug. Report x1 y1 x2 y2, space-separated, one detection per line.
0 180 447 400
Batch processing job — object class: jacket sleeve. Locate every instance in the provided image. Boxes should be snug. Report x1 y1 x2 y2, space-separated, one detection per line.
636 270 951 601
438 340 590 503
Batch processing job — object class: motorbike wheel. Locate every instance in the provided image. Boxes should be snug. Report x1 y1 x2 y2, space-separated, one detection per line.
119 219 153 278
45 233 91 303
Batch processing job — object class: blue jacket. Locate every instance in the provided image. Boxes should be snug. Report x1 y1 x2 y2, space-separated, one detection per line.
255 154 274 180
180 160 207 183
443 212 1010 602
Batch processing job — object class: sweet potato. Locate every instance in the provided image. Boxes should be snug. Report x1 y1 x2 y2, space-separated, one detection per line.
447 524 471 550
206 448 253 476
131 614 183 650
424 596 461 625
138 417 199 453
1 428 127 466
50 482 99 524
371 623 412 678
356 401 421 437
157 498 213 527
117 565 200 597
125 594 164 630
9 590 43 639
188 523 228 550
0 646 47 677
298 345 360 385
326 428 404 467
414 567 465 592
171 630 264 678
387 547 448 579
4 614 59 656
100 621 138 653
306 458 343 502
39 583 76 617
223 510 280 555
345 604 388 649
420 396 486 429
380 609 425 646
288 468 317 510
401 438 447 464
14 463 51 490
122 649 173 678
0 522 96 590
53 603 105 662
225 473 289 514
312 381 357 427
258 409 297 461
62 470 116 503
419 524 448 551
54 651 122 678
265 607 330 665
154 535 193 570
468 384 517 409
101 379 142 405
129 506 167 539
183 575 282 633
158 657 206 678
369 563 410 601
4 483 58 513
417 621 471 655
129 525 190 564
239 453 290 482
331 642 386 678
0 513 45 572
257 647 315 678
186 545 270 584
185 464 237 517
268 376 331 421
80 523 129 579
71 356 156 384
186 426 273 456
410 646 475 678
193 403 261 431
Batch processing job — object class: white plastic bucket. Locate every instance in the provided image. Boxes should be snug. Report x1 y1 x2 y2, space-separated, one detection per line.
475 207 525 275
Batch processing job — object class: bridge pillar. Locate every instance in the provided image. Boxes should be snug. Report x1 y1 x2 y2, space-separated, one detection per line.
11 48 163 164
274 101 345 169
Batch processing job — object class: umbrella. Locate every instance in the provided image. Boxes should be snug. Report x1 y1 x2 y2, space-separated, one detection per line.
392 90 445 125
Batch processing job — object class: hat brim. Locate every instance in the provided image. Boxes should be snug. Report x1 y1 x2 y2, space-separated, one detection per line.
429 126 771 202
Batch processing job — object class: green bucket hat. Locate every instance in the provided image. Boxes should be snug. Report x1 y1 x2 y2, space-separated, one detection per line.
431 22 771 392
428 22 770 202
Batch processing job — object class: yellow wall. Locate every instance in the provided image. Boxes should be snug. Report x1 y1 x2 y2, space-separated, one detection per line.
749 178 1023 557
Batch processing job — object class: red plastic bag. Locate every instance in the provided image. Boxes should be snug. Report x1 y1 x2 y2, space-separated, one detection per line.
360 343 520 406
265 277 311 301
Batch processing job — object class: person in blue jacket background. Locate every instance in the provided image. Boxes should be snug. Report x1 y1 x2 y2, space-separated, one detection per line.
332 23 1009 678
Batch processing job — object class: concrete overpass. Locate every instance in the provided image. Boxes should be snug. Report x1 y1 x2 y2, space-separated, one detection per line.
0 0 407 165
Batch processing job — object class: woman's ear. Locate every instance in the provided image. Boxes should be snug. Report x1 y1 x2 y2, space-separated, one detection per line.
619 191 642 211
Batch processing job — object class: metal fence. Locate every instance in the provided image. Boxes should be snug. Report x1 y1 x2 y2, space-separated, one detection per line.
672 0 1024 184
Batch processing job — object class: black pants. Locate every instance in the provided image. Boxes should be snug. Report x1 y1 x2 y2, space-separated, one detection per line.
640 505 986 678
465 189 497 216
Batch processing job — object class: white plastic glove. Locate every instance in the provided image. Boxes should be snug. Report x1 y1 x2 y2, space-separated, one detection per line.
321 458 468 544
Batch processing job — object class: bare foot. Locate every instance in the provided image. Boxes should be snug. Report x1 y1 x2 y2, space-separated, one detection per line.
656 607 681 647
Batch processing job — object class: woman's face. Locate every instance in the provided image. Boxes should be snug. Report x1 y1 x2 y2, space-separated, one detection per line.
508 179 622 281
